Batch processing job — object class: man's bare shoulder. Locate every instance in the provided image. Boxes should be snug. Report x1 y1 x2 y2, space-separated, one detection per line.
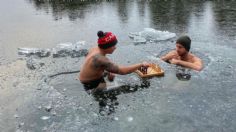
91 54 120 73
189 53 202 62
189 53 203 71
90 54 110 68
87 47 99 56
92 54 108 62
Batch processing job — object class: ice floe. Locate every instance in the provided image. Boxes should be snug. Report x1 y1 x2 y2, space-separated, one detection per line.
129 28 176 44
18 41 88 58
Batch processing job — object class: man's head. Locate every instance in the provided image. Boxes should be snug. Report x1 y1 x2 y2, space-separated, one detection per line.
176 35 191 56
97 31 117 53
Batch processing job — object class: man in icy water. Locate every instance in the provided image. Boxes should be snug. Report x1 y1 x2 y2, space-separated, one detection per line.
161 35 203 71
79 31 150 93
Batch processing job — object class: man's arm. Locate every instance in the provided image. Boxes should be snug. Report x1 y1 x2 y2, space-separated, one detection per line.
170 58 203 71
92 54 147 75
160 50 177 62
102 59 143 75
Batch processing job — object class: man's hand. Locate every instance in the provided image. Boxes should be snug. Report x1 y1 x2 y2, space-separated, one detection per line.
161 51 179 61
169 58 180 65
141 62 151 67
107 72 115 82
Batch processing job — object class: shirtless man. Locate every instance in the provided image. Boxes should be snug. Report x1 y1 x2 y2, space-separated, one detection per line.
79 31 150 92
161 35 203 71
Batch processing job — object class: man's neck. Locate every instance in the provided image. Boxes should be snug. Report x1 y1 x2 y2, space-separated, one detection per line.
98 48 107 56
180 52 189 61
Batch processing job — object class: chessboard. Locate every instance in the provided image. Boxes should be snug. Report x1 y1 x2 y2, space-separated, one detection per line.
135 63 164 78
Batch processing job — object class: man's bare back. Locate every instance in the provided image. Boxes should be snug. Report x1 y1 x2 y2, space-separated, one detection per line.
79 47 120 82
79 47 104 82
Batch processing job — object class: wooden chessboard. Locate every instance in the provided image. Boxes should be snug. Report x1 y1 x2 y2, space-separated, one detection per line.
135 63 164 78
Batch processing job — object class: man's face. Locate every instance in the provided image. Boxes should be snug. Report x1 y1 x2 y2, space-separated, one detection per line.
176 43 187 56
107 45 116 54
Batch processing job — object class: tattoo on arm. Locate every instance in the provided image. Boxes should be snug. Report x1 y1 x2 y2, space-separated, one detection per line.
92 54 103 68
103 62 120 73
92 54 120 73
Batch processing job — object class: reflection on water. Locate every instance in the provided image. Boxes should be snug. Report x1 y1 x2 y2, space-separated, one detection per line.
28 0 99 20
93 79 150 115
213 1 236 39
27 0 236 40
148 0 193 31
175 66 191 81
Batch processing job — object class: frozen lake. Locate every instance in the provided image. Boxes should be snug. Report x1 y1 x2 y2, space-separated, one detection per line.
0 1 236 132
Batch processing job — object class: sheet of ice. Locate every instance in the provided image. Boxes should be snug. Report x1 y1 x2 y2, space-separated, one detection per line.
41 116 50 120
17 41 88 58
133 36 147 44
129 28 176 44
52 41 87 58
18 48 50 57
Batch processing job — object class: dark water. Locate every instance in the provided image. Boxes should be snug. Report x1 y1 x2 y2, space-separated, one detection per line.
0 0 236 132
